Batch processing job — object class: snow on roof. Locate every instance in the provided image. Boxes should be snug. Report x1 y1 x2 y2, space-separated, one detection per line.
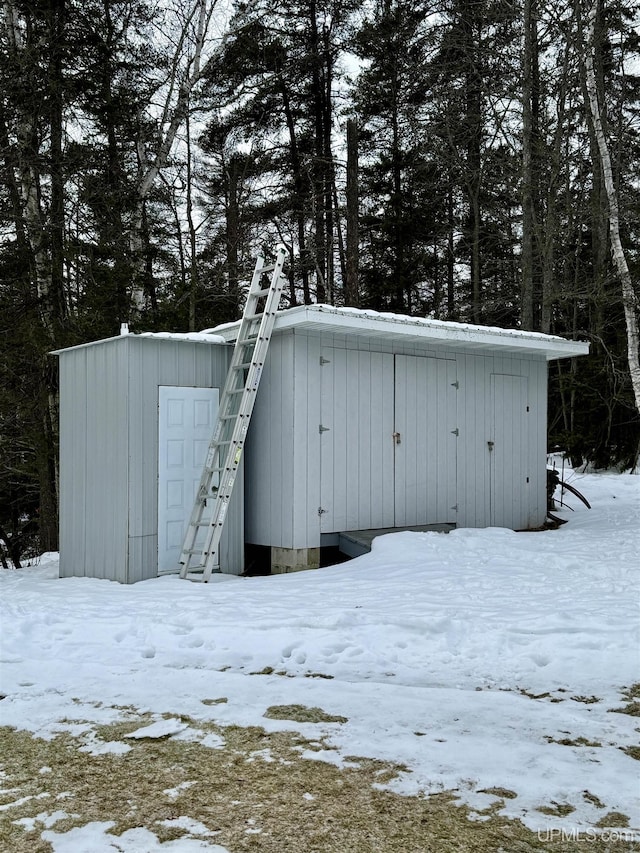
136 331 227 344
211 304 589 361
51 330 228 354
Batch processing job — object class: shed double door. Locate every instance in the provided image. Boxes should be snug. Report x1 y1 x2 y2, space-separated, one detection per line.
319 351 457 533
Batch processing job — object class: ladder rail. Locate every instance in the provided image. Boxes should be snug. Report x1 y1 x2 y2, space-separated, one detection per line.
179 246 287 581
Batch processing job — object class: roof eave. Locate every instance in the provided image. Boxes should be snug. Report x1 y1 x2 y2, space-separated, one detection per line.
212 306 590 361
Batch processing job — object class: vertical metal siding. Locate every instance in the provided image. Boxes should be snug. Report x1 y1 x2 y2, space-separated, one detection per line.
58 352 87 578
58 336 242 583
59 341 129 581
292 333 322 548
526 358 547 528
128 338 242 579
243 330 550 551
244 334 295 547
456 353 491 528
490 374 529 528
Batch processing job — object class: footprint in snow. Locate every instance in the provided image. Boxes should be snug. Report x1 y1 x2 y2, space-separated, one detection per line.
182 636 204 649
531 654 550 667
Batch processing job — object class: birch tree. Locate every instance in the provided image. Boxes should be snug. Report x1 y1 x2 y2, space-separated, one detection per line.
581 0 640 421
130 0 228 311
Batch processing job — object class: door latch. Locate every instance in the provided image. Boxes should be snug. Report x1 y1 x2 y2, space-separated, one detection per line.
393 432 401 445
487 440 495 451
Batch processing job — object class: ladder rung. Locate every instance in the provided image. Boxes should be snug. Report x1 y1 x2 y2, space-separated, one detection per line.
237 336 259 346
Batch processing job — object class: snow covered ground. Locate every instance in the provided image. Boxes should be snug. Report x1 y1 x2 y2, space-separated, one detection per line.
1 467 639 850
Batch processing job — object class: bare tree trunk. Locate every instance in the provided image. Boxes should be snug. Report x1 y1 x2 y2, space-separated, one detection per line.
521 0 537 330
48 0 66 332
582 0 640 419
279 74 312 304
186 108 199 329
540 43 570 334
447 185 456 319
345 118 359 307
225 155 241 319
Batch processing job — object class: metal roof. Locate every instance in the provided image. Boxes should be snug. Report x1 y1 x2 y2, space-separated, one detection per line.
211 304 590 361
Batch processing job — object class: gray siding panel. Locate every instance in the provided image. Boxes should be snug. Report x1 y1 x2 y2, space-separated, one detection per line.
59 340 129 581
128 338 242 579
244 330 550 546
58 336 243 582
245 334 295 547
292 333 322 548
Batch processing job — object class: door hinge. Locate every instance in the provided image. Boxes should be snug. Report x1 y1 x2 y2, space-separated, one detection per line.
451 427 459 436
319 424 330 433
451 504 458 511
318 506 327 516
526 405 530 412
320 356 330 365
451 380 459 389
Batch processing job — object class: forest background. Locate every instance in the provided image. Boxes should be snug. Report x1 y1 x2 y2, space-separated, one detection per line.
0 0 638 564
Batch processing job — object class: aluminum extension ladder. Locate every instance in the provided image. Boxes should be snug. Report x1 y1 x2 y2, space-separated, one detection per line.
179 246 288 581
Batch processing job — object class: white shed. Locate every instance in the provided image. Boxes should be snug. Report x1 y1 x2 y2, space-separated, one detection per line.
213 305 589 572
54 331 244 583
54 306 588 582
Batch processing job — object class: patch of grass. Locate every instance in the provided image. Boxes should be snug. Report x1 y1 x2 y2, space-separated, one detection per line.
571 695 601 704
537 802 576 817
583 791 606 808
620 745 640 761
263 704 348 724
1 721 638 853
519 689 564 703
479 788 517 800
201 697 228 706
610 684 640 717
595 811 630 828
545 736 602 747
622 684 640 701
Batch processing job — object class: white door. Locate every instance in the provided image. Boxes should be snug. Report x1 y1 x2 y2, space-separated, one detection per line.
394 355 458 526
158 386 219 573
319 349 395 532
490 374 529 528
